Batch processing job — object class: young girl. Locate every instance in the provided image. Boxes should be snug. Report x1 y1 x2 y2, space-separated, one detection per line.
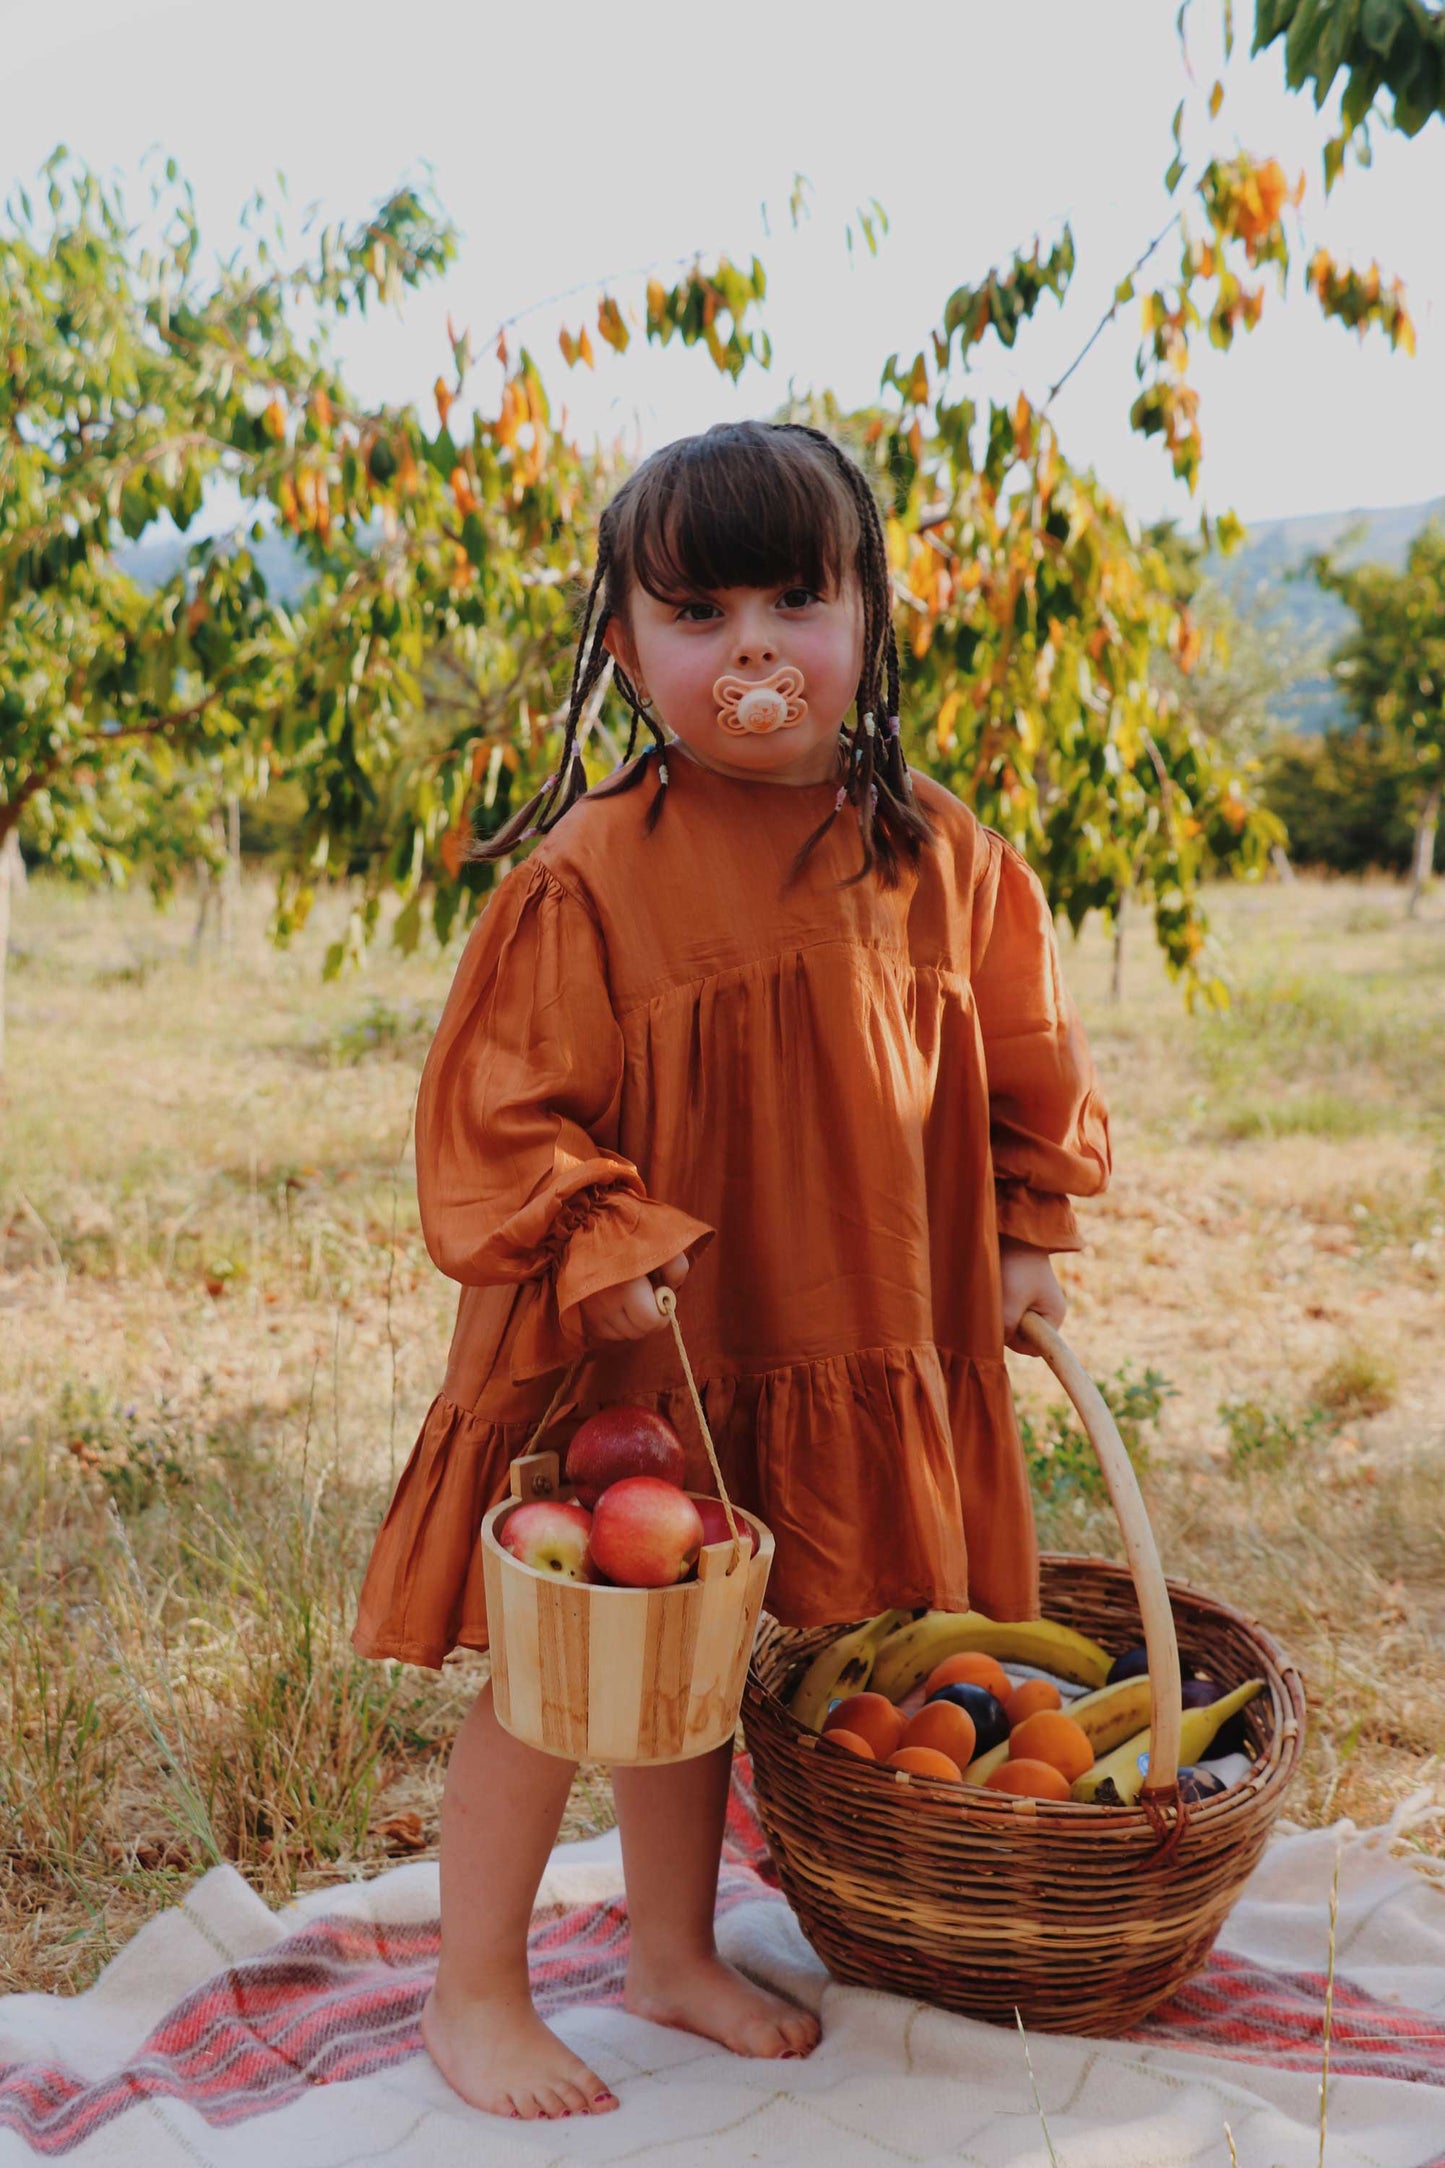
352 419 1110 2122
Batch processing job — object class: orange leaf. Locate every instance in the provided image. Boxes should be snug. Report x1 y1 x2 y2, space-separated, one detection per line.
578 324 595 369
434 377 454 428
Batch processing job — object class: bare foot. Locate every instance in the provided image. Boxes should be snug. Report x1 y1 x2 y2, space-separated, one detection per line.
623 1949 820 2060
421 1983 620 2120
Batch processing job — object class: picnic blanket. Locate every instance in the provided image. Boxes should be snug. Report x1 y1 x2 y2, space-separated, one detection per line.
2 1754 1442 2168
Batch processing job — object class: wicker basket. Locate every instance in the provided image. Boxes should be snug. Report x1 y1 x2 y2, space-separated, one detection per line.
741 1316 1306 2034
480 1288 774 1767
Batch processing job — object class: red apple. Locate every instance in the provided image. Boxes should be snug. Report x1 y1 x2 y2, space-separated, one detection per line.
587 1477 705 1589
565 1404 686 1509
694 1497 758 1557
499 1499 593 1581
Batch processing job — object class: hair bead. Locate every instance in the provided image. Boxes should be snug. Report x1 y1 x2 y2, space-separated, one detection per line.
657 760 669 786
863 711 876 736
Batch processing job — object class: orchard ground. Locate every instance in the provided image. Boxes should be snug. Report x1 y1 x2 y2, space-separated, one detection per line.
2 868 1443 1993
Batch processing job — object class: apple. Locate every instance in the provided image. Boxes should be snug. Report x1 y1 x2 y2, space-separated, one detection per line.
565 1404 686 1508
588 1477 705 1588
499 1499 593 1581
694 1497 758 1557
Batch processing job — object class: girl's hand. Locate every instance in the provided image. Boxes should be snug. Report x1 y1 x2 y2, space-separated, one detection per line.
577 1251 691 1342
999 1234 1066 1355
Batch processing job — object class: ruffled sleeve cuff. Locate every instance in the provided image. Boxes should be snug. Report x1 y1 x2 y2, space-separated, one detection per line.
995 1180 1083 1255
508 1185 715 1383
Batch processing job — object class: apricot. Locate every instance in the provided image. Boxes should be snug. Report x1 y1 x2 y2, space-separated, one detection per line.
821 1727 876 1760
1008 1710 1094 1784
1004 1677 1063 1727
901 1699 977 1769
885 1745 963 1782
823 1691 905 1760
985 1756 1071 1802
923 1651 1012 1704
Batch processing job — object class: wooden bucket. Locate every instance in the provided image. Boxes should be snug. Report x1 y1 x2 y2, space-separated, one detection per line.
480 1287 774 1765
741 1314 1307 2033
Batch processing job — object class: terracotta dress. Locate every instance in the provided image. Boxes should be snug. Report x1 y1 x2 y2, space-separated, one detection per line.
352 752 1111 1669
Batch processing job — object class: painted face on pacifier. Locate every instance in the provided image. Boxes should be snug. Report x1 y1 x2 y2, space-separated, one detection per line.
711 665 809 736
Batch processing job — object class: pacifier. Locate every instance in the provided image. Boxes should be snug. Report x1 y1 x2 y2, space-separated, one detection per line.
712 665 808 736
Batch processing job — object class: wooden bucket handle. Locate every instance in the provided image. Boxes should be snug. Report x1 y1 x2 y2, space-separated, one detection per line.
514 1285 751 1576
1018 1312 1183 1800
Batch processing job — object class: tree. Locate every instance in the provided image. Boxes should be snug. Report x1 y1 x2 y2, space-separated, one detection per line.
6 0 1442 1025
1312 523 1445 913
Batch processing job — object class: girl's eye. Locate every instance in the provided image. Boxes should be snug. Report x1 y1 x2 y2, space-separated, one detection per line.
675 600 720 622
779 587 818 609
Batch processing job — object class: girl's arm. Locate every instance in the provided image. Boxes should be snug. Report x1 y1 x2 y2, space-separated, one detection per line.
415 859 713 1379
971 832 1111 1349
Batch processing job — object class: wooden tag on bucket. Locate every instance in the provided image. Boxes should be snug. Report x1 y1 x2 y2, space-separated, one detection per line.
510 1451 561 1501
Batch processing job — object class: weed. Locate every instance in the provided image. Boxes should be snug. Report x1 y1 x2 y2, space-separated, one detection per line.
318 997 438 1066
1311 1345 1397 1421
1022 1365 1176 1506
57 1388 194 1514
1219 1396 1341 1475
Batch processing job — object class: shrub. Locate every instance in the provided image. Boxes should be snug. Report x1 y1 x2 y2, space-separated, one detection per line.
1021 1365 1175 1505
1262 728 1443 875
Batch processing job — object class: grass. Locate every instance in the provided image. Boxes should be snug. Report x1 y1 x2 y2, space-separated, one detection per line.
2 867 1443 1993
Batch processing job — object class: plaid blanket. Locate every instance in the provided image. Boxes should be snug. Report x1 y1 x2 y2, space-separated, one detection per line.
2 1755 1442 2167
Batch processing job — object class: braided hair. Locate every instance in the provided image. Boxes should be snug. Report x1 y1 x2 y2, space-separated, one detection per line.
473 420 935 886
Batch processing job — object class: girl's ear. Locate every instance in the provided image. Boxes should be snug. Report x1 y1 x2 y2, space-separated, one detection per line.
602 616 635 676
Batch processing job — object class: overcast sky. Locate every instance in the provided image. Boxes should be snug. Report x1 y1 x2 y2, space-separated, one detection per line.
3 0 1441 533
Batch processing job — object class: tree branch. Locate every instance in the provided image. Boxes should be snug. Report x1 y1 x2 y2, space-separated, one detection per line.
1044 211 1183 411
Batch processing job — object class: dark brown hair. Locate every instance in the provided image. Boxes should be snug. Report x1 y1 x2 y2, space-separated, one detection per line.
475 420 935 886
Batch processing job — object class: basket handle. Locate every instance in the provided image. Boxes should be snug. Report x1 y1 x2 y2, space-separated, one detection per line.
518 1284 750 1574
1017 1312 1182 1799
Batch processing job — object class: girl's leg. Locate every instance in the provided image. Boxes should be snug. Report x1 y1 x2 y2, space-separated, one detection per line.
420 1678 620 2120
611 1740 820 2059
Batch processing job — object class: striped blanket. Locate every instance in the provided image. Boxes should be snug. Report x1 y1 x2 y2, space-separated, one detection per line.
2 1756 1441 2167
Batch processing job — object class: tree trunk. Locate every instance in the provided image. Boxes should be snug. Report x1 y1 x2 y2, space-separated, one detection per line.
1270 843 1295 883
1110 895 1126 1006
0 829 19 1076
1407 784 1441 918
225 792 242 951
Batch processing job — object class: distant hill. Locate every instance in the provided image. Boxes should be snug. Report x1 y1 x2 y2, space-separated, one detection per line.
1208 494 1445 733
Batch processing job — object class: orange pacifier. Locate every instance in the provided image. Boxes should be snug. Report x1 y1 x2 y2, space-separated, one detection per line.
712 665 808 736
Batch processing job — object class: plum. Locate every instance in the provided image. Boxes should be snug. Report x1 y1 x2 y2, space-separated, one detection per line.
1177 1765 1228 1804
1106 1641 1188 1686
925 1681 1009 1754
1181 1676 1251 1757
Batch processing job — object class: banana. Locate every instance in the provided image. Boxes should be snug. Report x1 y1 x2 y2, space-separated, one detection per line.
961 1677 1154 1786
870 1610 1113 1703
1063 1675 1157 1754
787 1609 912 1730
1071 1678 1265 1805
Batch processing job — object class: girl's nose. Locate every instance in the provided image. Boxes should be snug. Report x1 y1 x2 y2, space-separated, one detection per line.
735 634 777 670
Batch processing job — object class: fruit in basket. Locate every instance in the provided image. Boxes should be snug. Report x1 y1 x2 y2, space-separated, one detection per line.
822 1727 876 1759
693 1497 759 1556
787 1609 911 1729
1071 1677 1265 1804
984 1758 1071 1802
885 1745 963 1782
923 1651 1012 1704
871 1611 1111 1701
499 1499 594 1581
1177 1766 1228 1803
587 1477 704 1588
1003 1678 1063 1726
1008 1711 1094 1784
1106 1641 1188 1687
565 1406 686 1508
1180 1677 1249 1755
1055 1675 1154 1753
925 1682 1010 1754
823 1692 906 1759
900 1700 977 1768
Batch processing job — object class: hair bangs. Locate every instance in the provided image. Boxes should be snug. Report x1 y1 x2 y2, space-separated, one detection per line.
619 425 861 612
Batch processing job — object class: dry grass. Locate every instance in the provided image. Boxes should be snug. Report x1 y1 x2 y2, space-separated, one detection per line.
2 867 1442 1994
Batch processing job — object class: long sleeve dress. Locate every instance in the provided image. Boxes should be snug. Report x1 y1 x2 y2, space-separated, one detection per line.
352 750 1111 1669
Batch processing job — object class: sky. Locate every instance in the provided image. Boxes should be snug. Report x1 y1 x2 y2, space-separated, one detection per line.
3 0 1442 536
